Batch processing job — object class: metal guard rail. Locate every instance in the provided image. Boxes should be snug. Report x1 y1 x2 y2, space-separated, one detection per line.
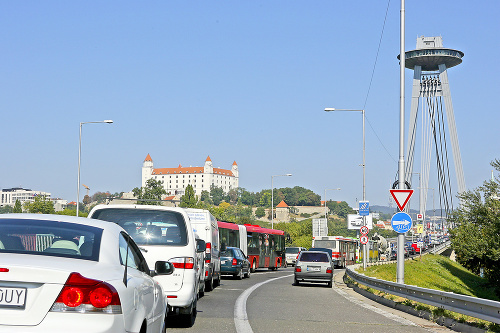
345 266 500 324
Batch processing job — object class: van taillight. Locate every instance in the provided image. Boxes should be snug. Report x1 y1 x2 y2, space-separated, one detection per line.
51 272 121 314
170 257 195 269
206 242 211 253
232 258 237 266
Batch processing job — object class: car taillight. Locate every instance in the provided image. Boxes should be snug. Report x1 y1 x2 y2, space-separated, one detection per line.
232 258 237 266
326 268 333 274
295 266 301 272
170 257 195 269
296 254 299 260
51 272 121 314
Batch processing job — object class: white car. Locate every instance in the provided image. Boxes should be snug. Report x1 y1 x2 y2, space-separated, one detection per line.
0 214 172 333
89 205 205 328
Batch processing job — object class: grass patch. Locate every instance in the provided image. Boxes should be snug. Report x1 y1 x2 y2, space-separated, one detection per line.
359 254 498 301
355 254 500 332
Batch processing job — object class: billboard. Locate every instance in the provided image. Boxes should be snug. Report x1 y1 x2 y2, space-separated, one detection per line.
312 218 328 237
347 214 373 230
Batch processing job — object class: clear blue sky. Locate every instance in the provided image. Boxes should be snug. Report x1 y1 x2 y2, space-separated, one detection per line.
1 1 498 209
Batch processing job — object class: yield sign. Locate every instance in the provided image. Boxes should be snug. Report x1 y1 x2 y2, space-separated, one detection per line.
390 189 414 211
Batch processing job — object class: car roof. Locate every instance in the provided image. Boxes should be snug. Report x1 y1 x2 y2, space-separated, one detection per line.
90 204 189 216
0 213 123 232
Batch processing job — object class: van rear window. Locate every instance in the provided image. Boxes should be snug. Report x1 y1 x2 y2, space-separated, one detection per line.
91 208 188 246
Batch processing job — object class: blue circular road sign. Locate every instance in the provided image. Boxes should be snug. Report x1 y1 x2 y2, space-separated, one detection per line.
391 212 412 233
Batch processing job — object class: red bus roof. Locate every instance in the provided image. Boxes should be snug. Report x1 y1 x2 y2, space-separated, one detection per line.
244 224 284 236
217 221 285 235
217 221 240 230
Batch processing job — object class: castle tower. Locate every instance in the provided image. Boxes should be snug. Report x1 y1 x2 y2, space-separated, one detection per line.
401 36 466 216
231 161 239 178
142 154 154 187
204 156 213 174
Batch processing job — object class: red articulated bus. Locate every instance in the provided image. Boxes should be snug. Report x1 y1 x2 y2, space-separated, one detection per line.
217 221 285 272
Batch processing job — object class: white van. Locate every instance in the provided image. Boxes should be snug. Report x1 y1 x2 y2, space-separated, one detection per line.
88 204 205 327
184 208 221 291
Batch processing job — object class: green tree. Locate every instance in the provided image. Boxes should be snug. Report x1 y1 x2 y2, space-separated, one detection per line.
91 191 110 203
23 196 55 214
255 207 266 218
259 192 271 207
13 200 22 213
132 179 167 205
210 185 226 206
227 188 239 205
180 184 198 208
450 159 500 297
326 200 355 218
0 205 14 214
200 190 212 204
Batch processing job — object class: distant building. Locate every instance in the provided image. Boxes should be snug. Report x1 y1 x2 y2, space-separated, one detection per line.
275 200 290 222
0 188 51 208
141 154 239 197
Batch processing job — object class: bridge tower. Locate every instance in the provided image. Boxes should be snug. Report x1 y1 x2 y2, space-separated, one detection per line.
400 36 466 217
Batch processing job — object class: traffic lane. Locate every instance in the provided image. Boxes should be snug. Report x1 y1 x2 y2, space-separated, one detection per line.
168 268 289 332
246 270 437 333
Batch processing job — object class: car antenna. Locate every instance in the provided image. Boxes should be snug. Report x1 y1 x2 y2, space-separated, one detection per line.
123 236 129 287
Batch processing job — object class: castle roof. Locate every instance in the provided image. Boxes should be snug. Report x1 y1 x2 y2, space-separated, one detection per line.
206 156 212 162
232 161 238 166
276 200 289 208
144 154 153 162
152 166 235 177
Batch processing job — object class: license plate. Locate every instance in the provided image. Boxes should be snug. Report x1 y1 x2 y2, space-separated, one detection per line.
307 266 320 272
221 260 226 264
0 287 27 308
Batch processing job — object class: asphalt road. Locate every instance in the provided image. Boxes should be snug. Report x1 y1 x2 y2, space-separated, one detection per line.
168 267 452 333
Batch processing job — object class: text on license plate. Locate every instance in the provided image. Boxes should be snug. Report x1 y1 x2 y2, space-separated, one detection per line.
307 266 320 272
0 287 27 308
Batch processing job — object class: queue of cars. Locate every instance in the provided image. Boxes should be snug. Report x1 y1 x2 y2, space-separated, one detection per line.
0 205 253 331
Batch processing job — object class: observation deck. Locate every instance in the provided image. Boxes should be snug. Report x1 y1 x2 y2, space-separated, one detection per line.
398 48 464 71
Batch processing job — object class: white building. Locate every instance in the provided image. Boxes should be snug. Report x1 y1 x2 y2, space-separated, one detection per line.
0 188 51 207
142 154 239 197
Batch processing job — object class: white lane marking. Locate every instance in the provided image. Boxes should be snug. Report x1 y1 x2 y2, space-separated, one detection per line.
332 273 418 327
234 273 293 333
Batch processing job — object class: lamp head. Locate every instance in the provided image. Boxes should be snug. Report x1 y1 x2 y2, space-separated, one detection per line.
324 108 335 112
104 120 114 124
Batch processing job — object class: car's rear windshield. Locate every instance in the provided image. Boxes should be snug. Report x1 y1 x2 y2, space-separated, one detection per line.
299 252 329 262
220 249 235 257
0 219 102 261
91 208 188 246
285 247 300 254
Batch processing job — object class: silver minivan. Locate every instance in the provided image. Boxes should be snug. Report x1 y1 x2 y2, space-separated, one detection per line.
88 204 205 327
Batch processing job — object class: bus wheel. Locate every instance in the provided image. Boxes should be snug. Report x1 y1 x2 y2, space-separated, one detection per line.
250 260 256 273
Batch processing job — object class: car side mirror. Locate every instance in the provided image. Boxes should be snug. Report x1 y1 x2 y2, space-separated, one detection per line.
152 261 174 276
196 239 206 253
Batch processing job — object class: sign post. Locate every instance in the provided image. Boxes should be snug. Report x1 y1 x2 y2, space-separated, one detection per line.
390 188 414 285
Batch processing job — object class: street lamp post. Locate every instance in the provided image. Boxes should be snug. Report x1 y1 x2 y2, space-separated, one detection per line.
325 108 366 268
271 174 292 229
324 188 341 220
77 120 114 217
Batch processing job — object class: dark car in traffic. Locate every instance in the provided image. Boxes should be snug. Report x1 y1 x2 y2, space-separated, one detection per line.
220 247 250 279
